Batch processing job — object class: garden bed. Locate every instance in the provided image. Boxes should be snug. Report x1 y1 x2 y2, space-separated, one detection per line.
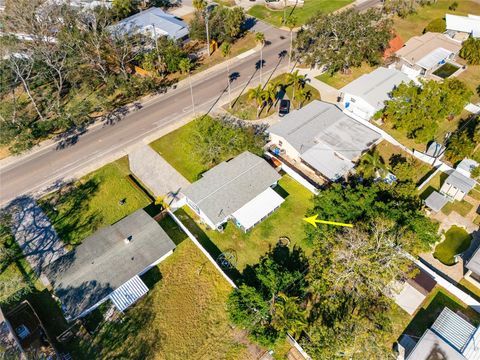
433 226 472 265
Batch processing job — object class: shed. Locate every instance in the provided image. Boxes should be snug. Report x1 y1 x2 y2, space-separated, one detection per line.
440 170 476 201
425 191 449 212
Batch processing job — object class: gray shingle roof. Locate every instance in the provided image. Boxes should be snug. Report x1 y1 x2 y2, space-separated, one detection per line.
340 67 410 110
110 7 189 40
268 101 381 179
445 170 476 194
182 151 281 227
45 209 176 320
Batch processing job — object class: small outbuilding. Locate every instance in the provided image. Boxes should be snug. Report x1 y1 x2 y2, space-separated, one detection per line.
182 151 283 232
425 191 449 213
340 67 410 121
446 13 480 38
440 170 476 201
45 209 176 321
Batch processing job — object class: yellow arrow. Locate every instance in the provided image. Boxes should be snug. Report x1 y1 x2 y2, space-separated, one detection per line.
303 214 353 228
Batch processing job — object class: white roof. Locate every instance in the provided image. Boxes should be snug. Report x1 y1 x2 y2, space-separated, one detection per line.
457 158 479 178
109 275 149 312
446 14 480 37
417 47 454 70
232 187 284 231
301 144 355 180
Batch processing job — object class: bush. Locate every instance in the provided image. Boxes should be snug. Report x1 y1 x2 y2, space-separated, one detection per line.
424 18 446 33
449 1 458 11
460 37 480 65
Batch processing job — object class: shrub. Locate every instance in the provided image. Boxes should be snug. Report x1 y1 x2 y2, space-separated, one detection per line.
424 18 446 33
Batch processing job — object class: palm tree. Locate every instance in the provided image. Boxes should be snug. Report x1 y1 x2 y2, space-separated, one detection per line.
193 0 207 11
286 70 305 104
296 87 311 109
264 81 279 111
286 16 297 70
179 58 195 115
357 149 387 179
272 293 308 339
221 42 232 108
255 32 265 85
248 85 266 118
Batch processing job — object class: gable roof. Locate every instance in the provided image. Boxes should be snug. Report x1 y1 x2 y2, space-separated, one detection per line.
110 7 188 40
182 151 281 227
45 209 176 320
446 13 480 37
444 170 476 194
340 67 410 111
396 32 461 69
268 101 381 180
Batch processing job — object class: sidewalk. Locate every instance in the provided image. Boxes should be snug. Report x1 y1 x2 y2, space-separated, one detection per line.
296 68 340 104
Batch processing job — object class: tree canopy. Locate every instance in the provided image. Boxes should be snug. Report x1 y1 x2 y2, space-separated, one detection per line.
294 9 392 73
460 37 480 65
382 79 472 143
445 116 480 163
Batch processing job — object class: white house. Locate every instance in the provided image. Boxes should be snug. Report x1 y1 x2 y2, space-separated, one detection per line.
268 101 382 181
446 13 480 38
440 169 476 201
394 32 462 79
108 7 189 41
182 151 284 232
340 67 410 121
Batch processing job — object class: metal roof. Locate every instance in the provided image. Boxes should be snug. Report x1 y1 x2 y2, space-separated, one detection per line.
268 101 381 180
445 170 476 194
182 152 281 227
45 209 176 320
406 329 466 360
446 14 480 37
395 32 461 68
467 246 480 276
417 47 456 70
457 158 479 178
231 188 284 231
340 68 410 111
109 7 189 40
109 275 149 312
431 307 476 351
425 191 449 212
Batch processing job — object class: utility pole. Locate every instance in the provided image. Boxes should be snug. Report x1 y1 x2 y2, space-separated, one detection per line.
205 10 211 57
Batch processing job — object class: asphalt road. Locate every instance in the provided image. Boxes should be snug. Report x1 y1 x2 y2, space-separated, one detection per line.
0 22 290 206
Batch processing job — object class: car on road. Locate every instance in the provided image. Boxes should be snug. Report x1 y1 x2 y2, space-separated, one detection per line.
279 99 290 117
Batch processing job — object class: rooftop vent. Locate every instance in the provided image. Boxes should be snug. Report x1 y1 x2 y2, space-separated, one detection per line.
124 235 133 244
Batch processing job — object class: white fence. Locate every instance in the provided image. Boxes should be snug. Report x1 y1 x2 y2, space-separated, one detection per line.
264 152 319 195
167 210 237 289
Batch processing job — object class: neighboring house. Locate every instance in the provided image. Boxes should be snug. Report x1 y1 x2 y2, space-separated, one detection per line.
44 209 176 321
108 7 189 41
1 302 59 359
340 67 410 121
465 245 480 289
394 32 462 79
440 170 476 201
446 13 480 39
383 34 404 60
182 151 284 232
268 101 382 181
457 158 479 178
402 307 480 360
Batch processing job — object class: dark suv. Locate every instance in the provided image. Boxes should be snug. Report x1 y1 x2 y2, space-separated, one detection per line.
279 99 290 117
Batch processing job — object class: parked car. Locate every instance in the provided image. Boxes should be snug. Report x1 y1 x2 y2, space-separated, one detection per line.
279 99 290 117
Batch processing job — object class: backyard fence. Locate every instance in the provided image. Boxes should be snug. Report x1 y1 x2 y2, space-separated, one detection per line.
167 210 237 289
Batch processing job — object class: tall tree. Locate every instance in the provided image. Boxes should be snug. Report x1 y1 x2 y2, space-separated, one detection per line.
294 9 392 73
460 37 480 65
248 85 266 118
221 42 232 107
255 32 265 85
179 58 195 114
272 293 307 339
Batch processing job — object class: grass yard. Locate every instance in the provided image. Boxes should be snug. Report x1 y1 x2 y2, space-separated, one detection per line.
150 119 209 182
374 141 433 184
315 63 376 89
176 175 314 272
72 240 259 360
39 157 151 246
228 73 320 120
403 286 480 338
393 0 480 41
247 0 353 27
418 171 448 200
457 64 480 103
470 187 480 202
433 226 472 265
442 200 474 217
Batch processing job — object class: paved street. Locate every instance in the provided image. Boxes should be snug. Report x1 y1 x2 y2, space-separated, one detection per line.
0 22 289 206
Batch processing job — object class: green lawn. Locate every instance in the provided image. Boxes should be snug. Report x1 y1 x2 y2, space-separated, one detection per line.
403 286 480 338
247 0 353 27
39 157 152 246
228 73 320 120
315 63 376 89
457 64 480 103
393 0 480 41
458 278 480 303
442 200 474 217
418 171 449 200
433 226 472 265
470 187 480 202
176 175 314 272
72 240 259 360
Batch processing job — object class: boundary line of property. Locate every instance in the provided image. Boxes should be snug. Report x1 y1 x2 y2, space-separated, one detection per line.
167 210 237 289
